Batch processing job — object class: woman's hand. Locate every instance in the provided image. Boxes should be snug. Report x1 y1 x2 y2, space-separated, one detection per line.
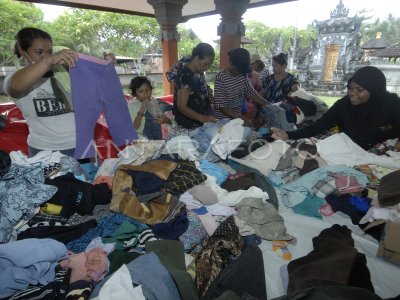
47 49 78 68
139 100 149 114
157 115 171 124
242 116 254 128
201 115 217 124
271 127 289 140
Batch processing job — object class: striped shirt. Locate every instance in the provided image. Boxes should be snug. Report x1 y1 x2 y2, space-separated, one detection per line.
214 70 259 119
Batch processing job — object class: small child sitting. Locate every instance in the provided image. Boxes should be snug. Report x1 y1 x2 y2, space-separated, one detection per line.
128 76 175 140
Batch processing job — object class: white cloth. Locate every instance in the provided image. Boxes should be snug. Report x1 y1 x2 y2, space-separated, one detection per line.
94 264 145 300
229 140 290 176
387 150 400 161
85 237 115 255
202 175 269 207
210 118 246 159
3 73 75 150
179 192 236 216
95 141 164 179
117 145 142 165
10 150 65 167
94 158 120 179
291 89 313 100
316 133 400 169
360 207 400 224
164 135 199 160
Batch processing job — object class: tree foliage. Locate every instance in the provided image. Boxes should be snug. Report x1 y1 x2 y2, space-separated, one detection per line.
0 0 44 65
176 24 220 71
360 14 400 45
50 9 160 58
243 21 317 66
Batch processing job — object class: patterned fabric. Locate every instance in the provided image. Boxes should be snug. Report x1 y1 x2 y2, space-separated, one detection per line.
66 213 148 253
42 163 62 178
262 73 298 103
137 228 159 249
195 216 243 297
66 204 110 226
8 265 93 300
259 68 270 80
162 160 207 195
311 176 337 199
273 166 300 185
172 65 212 129
162 195 186 223
179 209 208 253
28 214 68 226
0 165 58 243
64 280 93 300
8 265 69 300
188 119 230 162
151 130 192 160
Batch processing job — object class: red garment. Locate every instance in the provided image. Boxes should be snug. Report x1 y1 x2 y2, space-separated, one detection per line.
331 173 365 194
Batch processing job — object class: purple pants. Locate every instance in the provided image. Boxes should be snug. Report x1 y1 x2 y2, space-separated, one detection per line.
70 54 138 159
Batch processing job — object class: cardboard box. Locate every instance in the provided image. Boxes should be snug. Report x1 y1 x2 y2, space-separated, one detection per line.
377 221 400 266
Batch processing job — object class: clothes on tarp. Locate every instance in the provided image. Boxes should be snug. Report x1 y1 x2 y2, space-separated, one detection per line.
286 224 374 294
196 216 243 297
0 164 58 243
45 173 112 218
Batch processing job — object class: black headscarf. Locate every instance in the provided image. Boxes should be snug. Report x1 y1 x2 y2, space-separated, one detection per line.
345 66 388 122
348 66 387 98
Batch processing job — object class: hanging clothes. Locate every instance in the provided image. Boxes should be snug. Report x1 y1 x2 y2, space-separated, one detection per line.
70 53 138 159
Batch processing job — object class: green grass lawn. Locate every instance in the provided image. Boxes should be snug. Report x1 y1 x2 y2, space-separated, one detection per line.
318 95 338 107
0 95 10 104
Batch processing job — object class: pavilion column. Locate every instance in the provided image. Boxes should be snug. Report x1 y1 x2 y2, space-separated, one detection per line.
148 0 188 95
215 0 249 69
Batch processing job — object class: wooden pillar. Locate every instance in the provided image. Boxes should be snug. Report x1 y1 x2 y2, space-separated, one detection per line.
161 35 178 95
215 0 249 69
147 0 187 95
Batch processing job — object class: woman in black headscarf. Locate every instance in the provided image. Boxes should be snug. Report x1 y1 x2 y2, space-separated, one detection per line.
271 66 400 150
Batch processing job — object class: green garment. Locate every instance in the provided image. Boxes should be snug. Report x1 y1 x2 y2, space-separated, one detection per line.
108 249 141 274
102 220 142 250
